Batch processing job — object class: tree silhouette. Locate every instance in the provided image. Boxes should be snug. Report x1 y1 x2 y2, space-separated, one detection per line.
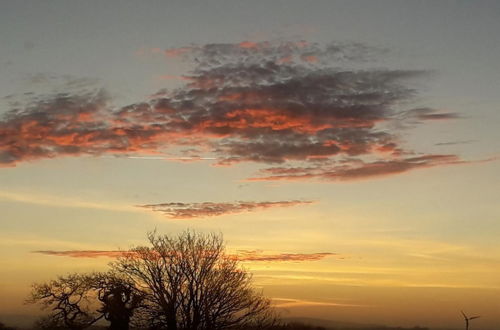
112 230 277 330
27 230 277 329
27 273 100 329
0 322 16 330
91 273 144 330
27 272 143 330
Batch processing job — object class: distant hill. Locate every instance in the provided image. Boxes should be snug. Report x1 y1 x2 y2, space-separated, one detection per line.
285 317 385 329
1 314 460 330
282 317 432 330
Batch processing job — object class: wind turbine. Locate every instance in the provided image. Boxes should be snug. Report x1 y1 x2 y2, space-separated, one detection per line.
461 311 480 330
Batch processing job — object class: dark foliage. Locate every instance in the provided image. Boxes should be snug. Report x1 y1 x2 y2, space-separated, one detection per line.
0 322 17 330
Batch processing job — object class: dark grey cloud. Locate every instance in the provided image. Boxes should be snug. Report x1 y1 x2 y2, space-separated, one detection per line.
402 107 461 122
435 140 476 146
0 40 467 181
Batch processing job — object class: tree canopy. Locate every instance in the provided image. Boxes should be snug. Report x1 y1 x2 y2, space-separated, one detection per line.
28 230 277 330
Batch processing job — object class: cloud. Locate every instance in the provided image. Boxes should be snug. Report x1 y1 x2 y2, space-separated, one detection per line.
33 249 336 262
399 107 461 125
0 90 117 166
33 250 127 258
272 297 365 308
0 190 136 212
0 90 191 167
0 40 472 181
435 140 476 146
235 250 336 262
136 200 314 219
248 154 466 181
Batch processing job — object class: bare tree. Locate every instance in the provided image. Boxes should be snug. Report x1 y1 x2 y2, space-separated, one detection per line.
27 231 277 330
27 273 100 330
27 272 142 330
112 230 278 330
111 236 185 330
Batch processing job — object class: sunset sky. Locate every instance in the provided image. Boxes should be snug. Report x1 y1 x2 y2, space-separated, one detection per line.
1 1 500 328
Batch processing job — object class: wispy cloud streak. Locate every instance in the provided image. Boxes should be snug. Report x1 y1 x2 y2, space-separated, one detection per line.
33 249 336 262
248 154 466 181
33 250 128 258
235 250 335 262
272 297 366 308
137 200 314 219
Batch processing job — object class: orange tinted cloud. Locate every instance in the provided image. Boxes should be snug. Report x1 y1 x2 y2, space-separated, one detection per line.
33 249 336 262
238 41 259 49
164 46 194 58
0 40 466 182
136 200 314 219
301 55 318 62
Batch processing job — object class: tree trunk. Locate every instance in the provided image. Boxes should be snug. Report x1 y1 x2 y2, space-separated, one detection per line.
109 316 130 330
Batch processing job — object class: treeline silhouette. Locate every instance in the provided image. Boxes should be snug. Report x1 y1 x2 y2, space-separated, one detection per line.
0 322 431 330
0 322 17 330
7 230 435 330
25 231 276 330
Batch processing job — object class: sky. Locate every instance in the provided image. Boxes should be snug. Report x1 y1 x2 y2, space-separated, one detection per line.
1 0 500 328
